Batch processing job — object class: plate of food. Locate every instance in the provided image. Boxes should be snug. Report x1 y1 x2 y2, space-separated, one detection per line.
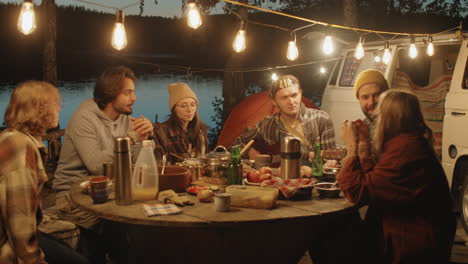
186 185 219 195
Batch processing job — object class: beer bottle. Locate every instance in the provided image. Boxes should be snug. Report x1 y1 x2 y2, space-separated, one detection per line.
311 137 323 177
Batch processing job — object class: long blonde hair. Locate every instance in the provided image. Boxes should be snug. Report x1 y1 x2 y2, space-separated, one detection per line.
4 81 60 135
373 90 434 155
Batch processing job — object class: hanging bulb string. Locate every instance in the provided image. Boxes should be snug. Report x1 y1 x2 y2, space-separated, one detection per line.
225 5 289 32
72 0 143 11
223 0 461 37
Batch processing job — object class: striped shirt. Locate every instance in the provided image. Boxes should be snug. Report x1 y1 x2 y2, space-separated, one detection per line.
0 129 48 264
232 103 336 161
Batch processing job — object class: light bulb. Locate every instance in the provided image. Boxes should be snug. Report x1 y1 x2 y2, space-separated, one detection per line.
187 2 202 29
374 54 381 63
382 42 391 65
409 43 418 59
322 35 334 55
271 73 279 81
320 66 326 74
354 42 364 60
287 40 299 61
17 1 36 35
383 48 391 65
427 36 434 56
111 11 127 50
233 29 246 53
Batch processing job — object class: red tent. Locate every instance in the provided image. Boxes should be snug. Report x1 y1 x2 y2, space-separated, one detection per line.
217 91 318 147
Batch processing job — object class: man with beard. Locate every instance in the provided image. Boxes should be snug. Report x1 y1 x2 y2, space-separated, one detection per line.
232 74 336 164
53 66 153 263
354 69 389 134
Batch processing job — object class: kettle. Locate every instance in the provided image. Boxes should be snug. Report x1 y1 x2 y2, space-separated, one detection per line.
280 137 301 179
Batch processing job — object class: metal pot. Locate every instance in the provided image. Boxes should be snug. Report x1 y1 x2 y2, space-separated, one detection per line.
201 146 231 178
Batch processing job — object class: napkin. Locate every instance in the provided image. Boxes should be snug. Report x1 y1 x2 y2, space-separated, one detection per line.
143 203 182 216
261 177 316 199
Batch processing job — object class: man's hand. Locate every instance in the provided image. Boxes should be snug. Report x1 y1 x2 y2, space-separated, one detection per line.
130 115 154 142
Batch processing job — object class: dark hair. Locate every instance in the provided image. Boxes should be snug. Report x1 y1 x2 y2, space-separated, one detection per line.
168 110 207 155
269 74 302 99
94 66 136 109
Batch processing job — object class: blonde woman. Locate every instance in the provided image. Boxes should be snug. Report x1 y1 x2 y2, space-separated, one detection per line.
338 90 456 264
0 81 88 264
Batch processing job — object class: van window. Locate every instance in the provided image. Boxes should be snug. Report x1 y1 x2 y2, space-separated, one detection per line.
463 58 468 89
339 50 387 87
328 58 342 86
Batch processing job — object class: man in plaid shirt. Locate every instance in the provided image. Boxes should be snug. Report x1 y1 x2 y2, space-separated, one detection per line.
232 74 335 164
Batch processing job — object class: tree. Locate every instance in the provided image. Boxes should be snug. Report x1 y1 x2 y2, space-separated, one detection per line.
42 0 57 86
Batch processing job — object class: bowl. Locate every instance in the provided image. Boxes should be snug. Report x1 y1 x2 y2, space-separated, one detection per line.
315 182 341 198
158 166 191 193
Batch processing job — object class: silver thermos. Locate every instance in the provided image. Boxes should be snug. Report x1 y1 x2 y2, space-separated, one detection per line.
280 136 301 179
114 137 133 205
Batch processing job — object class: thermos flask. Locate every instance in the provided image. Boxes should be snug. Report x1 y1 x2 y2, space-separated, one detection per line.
280 136 301 179
114 137 133 205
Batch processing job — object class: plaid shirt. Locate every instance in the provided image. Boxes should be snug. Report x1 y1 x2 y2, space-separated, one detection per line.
0 129 48 264
153 121 207 164
232 103 336 161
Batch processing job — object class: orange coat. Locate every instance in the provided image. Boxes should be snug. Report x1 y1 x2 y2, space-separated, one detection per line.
338 133 456 264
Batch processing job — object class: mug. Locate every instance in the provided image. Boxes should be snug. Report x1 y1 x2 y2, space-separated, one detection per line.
214 193 231 212
90 176 110 204
254 154 272 169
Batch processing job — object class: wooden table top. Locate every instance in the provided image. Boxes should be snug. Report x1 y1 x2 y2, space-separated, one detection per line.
69 183 356 228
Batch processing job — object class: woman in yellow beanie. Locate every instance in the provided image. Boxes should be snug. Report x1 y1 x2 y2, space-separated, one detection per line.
153 82 208 164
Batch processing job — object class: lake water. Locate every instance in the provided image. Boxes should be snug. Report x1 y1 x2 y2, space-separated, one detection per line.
0 74 223 134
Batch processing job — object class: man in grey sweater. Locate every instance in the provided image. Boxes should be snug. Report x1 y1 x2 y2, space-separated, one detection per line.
53 66 153 263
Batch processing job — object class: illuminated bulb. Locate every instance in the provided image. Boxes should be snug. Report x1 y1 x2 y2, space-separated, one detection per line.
382 42 391 65
409 44 418 59
320 66 326 74
111 10 127 50
271 73 279 81
374 54 381 63
354 38 364 60
427 36 434 56
233 27 246 53
287 40 299 61
322 35 334 55
187 2 202 29
17 0 36 35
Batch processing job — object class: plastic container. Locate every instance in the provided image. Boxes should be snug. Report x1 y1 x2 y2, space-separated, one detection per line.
132 140 159 201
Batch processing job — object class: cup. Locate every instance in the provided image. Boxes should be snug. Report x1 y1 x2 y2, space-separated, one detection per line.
214 193 231 212
90 176 110 204
254 154 272 169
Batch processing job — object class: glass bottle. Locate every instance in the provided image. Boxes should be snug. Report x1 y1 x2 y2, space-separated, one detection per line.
311 137 323 177
226 145 242 185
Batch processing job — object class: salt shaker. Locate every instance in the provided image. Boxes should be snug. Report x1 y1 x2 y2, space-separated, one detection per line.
114 137 133 205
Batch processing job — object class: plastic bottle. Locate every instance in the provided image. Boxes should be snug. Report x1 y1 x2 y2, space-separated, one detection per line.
311 137 323 177
226 145 242 185
132 140 159 201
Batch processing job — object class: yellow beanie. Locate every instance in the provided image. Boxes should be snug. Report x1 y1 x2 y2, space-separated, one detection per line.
354 69 389 98
168 82 198 110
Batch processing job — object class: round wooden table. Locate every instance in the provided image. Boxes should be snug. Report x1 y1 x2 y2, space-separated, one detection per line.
70 183 356 264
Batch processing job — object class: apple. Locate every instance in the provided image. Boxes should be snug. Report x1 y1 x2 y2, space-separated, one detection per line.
259 173 272 182
246 170 261 183
258 167 273 175
197 189 213 202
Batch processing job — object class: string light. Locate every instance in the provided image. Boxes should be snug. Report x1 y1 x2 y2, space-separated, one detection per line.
17 0 36 35
374 52 381 63
409 36 418 59
354 37 364 60
427 36 434 56
322 35 334 55
319 66 326 74
382 41 392 65
187 1 202 29
271 73 279 80
286 32 299 61
233 21 246 53
111 10 127 50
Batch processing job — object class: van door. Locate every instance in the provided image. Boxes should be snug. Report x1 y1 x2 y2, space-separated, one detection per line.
442 39 468 186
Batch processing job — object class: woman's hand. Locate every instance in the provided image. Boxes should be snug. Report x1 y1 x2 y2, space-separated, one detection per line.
341 120 358 148
353 119 370 143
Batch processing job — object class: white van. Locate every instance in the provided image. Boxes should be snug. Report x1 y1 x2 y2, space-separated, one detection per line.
320 32 468 231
